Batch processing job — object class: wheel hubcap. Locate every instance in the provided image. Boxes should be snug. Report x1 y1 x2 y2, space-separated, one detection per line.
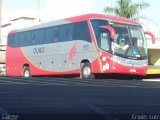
24 70 30 77
83 66 91 77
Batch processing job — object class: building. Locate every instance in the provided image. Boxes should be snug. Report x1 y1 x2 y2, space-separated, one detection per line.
0 9 39 67
138 18 160 74
1 9 43 45
2 16 36 45
1 0 94 45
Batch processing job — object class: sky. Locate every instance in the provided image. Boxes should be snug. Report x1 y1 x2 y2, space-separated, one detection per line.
3 0 45 9
93 0 160 26
2 0 160 26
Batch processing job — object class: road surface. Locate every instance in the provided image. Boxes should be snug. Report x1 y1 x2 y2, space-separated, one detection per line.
0 76 160 120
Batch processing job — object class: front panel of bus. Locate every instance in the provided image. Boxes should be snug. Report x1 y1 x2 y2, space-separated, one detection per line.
91 19 147 76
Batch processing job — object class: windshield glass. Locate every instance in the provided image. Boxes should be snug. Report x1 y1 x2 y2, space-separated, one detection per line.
91 19 147 60
129 26 147 58
112 23 147 59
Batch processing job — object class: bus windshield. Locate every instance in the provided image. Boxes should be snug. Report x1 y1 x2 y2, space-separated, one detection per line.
112 24 147 60
91 19 147 60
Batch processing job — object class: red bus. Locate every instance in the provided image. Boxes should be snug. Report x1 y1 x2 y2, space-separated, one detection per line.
6 14 155 79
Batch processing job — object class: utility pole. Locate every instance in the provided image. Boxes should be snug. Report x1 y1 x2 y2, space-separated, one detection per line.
35 0 41 22
36 0 40 9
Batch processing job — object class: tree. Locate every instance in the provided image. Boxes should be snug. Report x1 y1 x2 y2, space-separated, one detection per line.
104 0 150 19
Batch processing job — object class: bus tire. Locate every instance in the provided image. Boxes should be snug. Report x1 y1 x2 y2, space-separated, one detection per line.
22 66 31 77
81 62 94 79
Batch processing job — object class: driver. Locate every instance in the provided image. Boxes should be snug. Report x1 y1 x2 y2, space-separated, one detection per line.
113 34 130 50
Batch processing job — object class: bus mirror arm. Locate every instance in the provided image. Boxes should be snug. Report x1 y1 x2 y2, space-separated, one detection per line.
99 26 115 41
144 32 155 44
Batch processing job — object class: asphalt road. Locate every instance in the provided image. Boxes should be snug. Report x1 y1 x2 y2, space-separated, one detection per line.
0 76 160 120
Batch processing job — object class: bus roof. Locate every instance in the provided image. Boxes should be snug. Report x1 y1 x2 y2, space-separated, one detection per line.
9 13 140 34
66 13 140 25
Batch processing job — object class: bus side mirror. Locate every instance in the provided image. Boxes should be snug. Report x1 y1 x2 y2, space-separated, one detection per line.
100 26 115 41
144 32 155 44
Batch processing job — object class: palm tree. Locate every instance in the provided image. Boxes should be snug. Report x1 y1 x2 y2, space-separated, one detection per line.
104 0 150 19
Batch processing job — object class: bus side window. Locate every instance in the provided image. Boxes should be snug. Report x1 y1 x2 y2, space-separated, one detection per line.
31 32 35 45
10 34 16 47
99 29 110 51
73 21 91 42
66 28 72 41
59 25 73 42
26 32 32 46
53 28 59 42
45 27 54 44
66 25 73 41
20 32 27 47
66 29 69 40
15 33 20 47
33 29 44 45
59 26 66 42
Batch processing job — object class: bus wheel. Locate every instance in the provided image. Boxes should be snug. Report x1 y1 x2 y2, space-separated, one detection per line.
81 62 94 79
22 66 31 77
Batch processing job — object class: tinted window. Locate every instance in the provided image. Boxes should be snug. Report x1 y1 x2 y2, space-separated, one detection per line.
33 29 44 45
59 24 74 42
91 19 108 41
8 21 91 47
99 28 110 51
53 28 59 42
45 27 54 43
8 33 21 47
8 34 15 47
25 32 32 46
15 33 20 47
73 21 91 42
59 26 66 42
66 25 74 41
20 32 27 47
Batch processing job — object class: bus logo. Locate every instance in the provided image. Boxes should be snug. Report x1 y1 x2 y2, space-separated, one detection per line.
69 41 77 61
33 47 45 55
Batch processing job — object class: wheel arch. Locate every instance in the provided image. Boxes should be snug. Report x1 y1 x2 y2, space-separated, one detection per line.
80 59 91 65
23 63 30 68
22 63 31 76
80 59 91 69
